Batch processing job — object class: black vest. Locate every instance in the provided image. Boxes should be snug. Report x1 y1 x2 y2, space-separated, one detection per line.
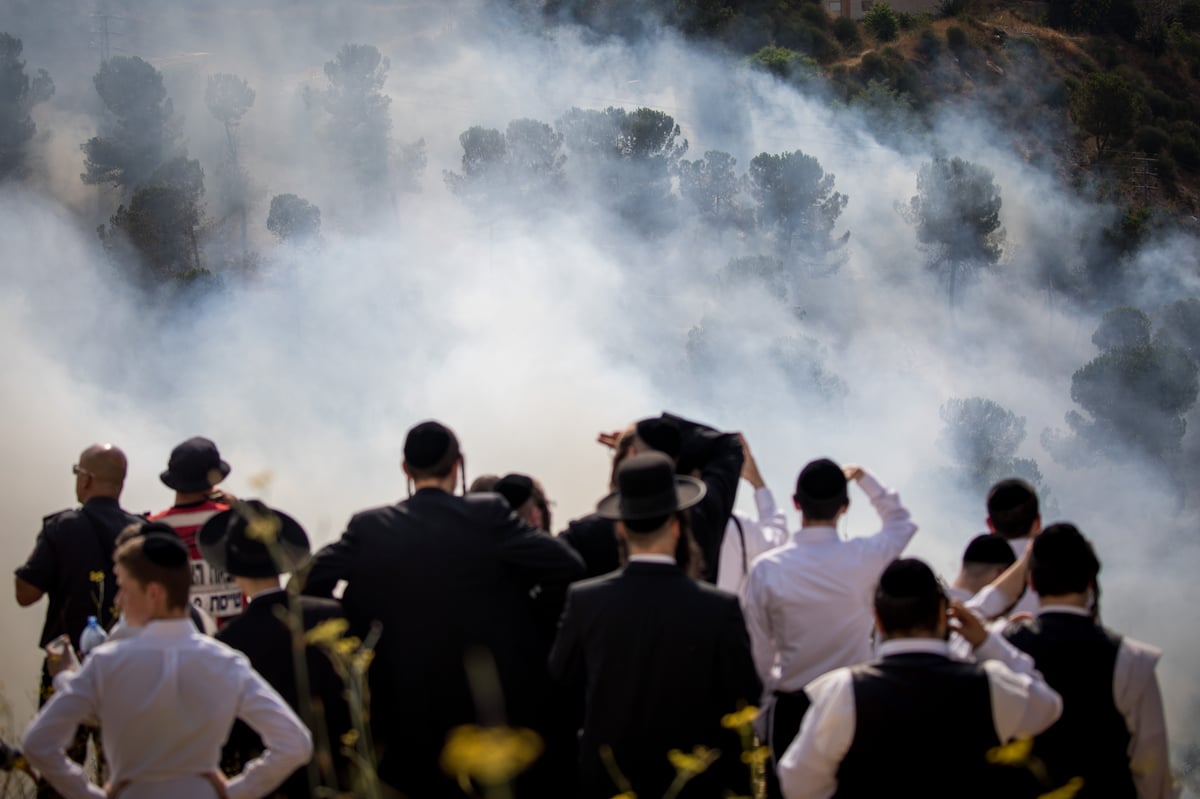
1005 613 1135 799
833 653 1003 799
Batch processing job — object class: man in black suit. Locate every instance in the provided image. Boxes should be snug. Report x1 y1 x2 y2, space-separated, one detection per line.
302 421 585 798
550 452 762 799
197 500 350 799
560 413 743 583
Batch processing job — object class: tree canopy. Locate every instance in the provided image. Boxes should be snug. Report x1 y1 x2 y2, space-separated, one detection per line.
556 106 687 234
1069 72 1145 157
206 73 255 159
322 43 392 192
747 149 848 263
267 193 321 243
445 118 565 206
81 56 180 192
938 397 1046 493
0 33 54 182
678 150 749 230
906 156 1004 304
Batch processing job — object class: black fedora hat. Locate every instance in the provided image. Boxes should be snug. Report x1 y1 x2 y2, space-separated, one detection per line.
161 437 231 493
596 452 706 521
197 500 310 578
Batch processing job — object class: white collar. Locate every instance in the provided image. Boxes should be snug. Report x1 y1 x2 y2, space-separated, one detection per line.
628 554 676 565
1038 604 1091 617
140 618 196 638
793 524 839 543
877 638 951 658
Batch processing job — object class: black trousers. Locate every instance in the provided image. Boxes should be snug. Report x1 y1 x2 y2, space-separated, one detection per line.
765 690 812 799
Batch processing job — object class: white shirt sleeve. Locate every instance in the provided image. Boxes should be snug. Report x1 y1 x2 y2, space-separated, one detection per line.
223 660 314 799
965 584 1011 621
777 669 855 799
1114 639 1179 799
851 471 918 566
972 631 1038 676
982 660 1062 742
742 563 778 690
21 662 107 799
753 487 788 549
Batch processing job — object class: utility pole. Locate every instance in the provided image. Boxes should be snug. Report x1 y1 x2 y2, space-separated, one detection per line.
90 0 127 64
1130 153 1157 206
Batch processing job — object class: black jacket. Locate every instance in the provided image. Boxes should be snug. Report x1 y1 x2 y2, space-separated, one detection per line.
549 561 762 799
16 497 143 648
217 592 350 799
560 414 743 584
303 488 585 798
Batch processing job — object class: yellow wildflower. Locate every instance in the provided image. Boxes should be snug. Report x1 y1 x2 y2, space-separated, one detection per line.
353 648 375 672
721 706 759 730
987 738 1034 766
1038 777 1084 799
333 636 362 657
305 618 349 647
88 571 105 583
247 469 274 491
667 746 718 777
609 793 637 799
440 724 543 787
245 512 281 543
741 746 770 766
340 729 359 747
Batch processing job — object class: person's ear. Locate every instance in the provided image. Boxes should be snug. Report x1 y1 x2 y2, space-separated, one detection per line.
986 517 996 532
793 495 801 511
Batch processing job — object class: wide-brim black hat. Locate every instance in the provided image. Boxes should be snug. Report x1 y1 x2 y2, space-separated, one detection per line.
161 436 231 493
197 500 310 578
596 451 706 521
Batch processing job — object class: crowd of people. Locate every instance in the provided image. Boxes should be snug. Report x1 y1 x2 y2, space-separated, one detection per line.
7 415 1180 799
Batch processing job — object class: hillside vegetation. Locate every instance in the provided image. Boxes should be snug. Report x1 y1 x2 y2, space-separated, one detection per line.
545 0 1200 216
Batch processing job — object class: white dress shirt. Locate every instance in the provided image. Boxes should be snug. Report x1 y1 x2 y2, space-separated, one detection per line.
743 471 917 696
23 618 312 799
1035 606 1179 799
777 638 1063 799
716 486 788 598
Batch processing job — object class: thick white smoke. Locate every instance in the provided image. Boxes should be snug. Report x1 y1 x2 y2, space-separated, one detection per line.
2 1 1198 786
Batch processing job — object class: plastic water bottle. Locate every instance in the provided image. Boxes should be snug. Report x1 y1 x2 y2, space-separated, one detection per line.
79 616 108 657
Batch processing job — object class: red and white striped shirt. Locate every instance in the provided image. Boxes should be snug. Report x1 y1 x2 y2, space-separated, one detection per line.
150 501 243 623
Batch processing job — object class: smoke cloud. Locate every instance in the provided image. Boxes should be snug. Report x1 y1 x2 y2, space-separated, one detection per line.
2 0 1198 785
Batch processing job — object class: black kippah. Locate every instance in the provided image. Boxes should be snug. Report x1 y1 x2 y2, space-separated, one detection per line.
962 533 1017 567
635 417 683 461
795 458 847 502
1032 523 1099 578
878 558 941 601
142 533 189 568
495 473 535 510
404 421 458 469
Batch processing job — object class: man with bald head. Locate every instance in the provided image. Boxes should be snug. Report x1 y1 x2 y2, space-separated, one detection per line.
15 444 142 797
